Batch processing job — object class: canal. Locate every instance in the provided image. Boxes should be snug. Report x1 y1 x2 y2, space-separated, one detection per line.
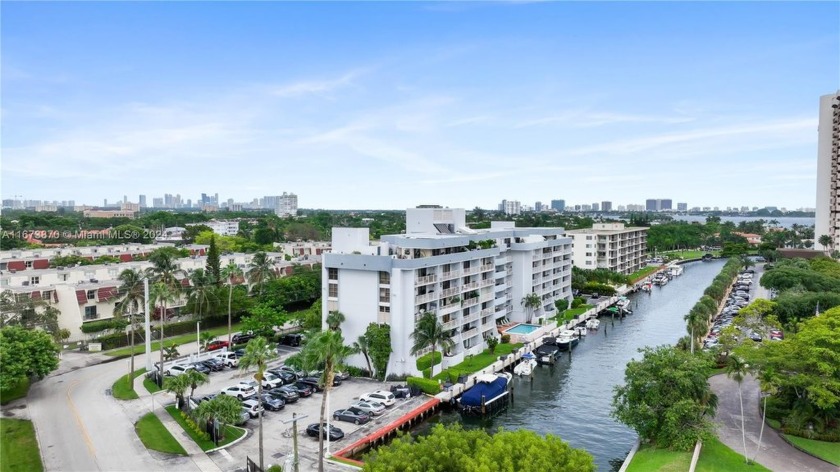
411 259 727 471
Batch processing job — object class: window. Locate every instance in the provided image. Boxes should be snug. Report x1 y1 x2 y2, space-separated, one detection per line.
328 268 338 280
87 290 96 300
0 278 8 287
585 261 592 265
25 261 33 268
379 305 390 313
59 274 69 282
42 290 52 301
379 288 390 303
108 268 118 277
84 306 98 320
328 283 338 298
30 276 40 285
379 272 390 284
84 271 95 279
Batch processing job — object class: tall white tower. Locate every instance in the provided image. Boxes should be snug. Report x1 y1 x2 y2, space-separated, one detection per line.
815 91 840 251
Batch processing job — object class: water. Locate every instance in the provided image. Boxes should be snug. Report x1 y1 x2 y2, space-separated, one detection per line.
504 323 541 335
411 259 727 471
671 215 814 229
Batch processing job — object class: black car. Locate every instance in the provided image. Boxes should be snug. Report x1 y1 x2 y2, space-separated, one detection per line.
232 332 256 345
201 358 226 372
196 393 217 404
267 369 297 384
290 382 314 397
260 393 285 411
306 423 344 441
279 333 305 347
333 407 371 425
190 362 211 374
268 386 300 403
390 385 411 399
296 377 324 393
233 348 246 358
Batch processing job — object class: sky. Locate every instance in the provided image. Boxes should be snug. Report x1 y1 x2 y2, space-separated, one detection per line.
2 2 838 211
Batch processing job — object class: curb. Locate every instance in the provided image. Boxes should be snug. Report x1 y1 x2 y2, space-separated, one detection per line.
761 416 840 468
617 438 641 472
205 425 250 453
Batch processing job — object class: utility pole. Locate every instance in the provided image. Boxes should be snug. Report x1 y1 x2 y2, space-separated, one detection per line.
282 412 308 472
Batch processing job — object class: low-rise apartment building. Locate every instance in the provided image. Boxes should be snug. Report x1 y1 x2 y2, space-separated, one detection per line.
322 207 573 378
567 223 648 275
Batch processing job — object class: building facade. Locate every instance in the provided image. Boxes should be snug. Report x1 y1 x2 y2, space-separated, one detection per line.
498 199 521 215
322 208 573 377
815 91 840 251
567 223 648 275
550 199 565 212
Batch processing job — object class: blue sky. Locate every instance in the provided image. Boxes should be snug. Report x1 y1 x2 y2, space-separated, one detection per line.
3 2 838 210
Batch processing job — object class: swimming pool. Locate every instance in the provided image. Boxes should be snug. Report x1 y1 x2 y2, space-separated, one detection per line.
504 323 541 335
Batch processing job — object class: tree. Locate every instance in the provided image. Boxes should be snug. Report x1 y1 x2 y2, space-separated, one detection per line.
0 326 60 391
410 312 454 378
818 234 833 252
365 323 392 380
150 282 178 384
206 235 221 285
247 252 276 296
0 290 59 333
117 268 145 382
612 345 717 450
740 255 755 272
325 310 345 332
184 369 209 400
221 262 244 345
164 374 191 410
194 394 243 444
362 423 595 472
187 268 217 322
239 336 275 472
199 331 215 352
521 292 541 324
300 330 356 472
241 303 287 339
145 249 186 290
353 334 373 375
726 355 750 463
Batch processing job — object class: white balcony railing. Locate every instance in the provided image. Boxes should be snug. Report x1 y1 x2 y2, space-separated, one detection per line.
415 274 437 286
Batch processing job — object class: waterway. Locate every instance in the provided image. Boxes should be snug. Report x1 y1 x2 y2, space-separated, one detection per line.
671 215 814 228
410 259 727 471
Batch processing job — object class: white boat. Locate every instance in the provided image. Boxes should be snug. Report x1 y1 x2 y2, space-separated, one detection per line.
616 297 631 309
514 359 538 376
669 265 684 276
586 318 600 329
574 326 587 337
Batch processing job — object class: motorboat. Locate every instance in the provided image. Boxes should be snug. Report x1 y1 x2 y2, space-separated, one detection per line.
669 265 684 277
556 330 579 351
586 318 600 330
458 372 513 416
574 326 587 337
535 337 561 364
514 353 538 376
616 297 631 310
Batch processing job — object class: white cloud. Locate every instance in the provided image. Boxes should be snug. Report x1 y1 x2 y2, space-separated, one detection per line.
270 70 366 98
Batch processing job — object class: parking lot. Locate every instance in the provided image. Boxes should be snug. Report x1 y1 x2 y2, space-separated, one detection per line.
169 345 428 471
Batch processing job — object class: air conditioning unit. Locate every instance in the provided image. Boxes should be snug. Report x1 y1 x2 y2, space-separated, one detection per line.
22 281 30 286
90 278 98 283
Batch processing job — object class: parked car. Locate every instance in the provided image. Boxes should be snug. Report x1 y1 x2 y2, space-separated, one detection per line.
390 385 411 399
333 407 371 425
279 333 305 347
349 400 386 416
214 352 239 368
232 332 256 345
220 383 257 400
748 331 763 342
165 364 194 376
306 423 344 441
261 373 285 389
289 382 314 397
242 399 265 418
296 378 324 392
196 393 217 404
190 362 211 375
233 348 246 358
201 358 225 372
334 370 351 381
268 386 300 403
267 369 297 384
206 340 230 351
234 409 250 425
360 391 396 407
260 394 285 411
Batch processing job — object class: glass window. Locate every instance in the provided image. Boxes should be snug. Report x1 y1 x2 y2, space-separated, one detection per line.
87 290 96 300
84 306 98 320
328 283 338 298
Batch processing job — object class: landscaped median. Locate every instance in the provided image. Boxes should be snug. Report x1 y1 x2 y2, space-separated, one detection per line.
782 434 840 466
135 413 187 455
0 418 44 472
0 378 30 405
112 368 148 400
165 405 245 451
406 343 524 395
625 438 771 472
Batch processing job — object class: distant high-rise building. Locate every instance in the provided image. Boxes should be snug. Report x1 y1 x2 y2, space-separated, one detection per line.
139 195 147 208
104 199 108 207
591 203 599 211
535 201 543 212
277 192 298 217
677 202 688 211
816 91 840 250
499 199 521 216
153 197 163 208
645 199 658 212
601 201 612 212
660 199 673 211
550 199 565 212
123 195 128 204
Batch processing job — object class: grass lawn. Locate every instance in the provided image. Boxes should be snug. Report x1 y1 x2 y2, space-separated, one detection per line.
695 437 771 472
553 305 593 324
134 413 187 455
708 366 728 377
112 368 148 400
105 322 244 357
0 378 30 405
625 445 691 472
165 405 245 451
0 418 44 472
433 343 524 381
144 376 163 394
628 266 661 283
783 435 840 466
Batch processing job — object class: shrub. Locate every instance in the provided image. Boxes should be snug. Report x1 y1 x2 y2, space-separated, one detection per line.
501 334 511 344
486 337 499 354
267 466 283 472
407 376 441 395
571 297 586 309
415 351 442 371
80 319 119 333
581 282 616 296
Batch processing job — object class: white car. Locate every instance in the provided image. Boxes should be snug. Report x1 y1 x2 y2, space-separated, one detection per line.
220 383 257 400
262 373 284 390
165 364 194 376
359 391 396 407
350 400 386 416
242 399 265 418
214 352 239 368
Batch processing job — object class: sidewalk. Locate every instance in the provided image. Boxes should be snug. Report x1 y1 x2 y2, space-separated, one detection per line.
135 370 224 472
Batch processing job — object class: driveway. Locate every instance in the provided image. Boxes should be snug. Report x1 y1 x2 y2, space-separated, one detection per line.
709 374 838 472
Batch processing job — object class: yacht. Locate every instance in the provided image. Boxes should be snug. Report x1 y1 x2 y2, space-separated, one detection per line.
535 337 561 364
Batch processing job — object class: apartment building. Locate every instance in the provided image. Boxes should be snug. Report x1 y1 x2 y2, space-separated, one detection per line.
186 220 240 237
567 223 648 275
273 241 331 260
322 207 573 377
815 91 840 250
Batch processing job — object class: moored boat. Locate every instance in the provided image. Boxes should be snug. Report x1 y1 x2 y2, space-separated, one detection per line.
535 337 561 364
458 372 513 416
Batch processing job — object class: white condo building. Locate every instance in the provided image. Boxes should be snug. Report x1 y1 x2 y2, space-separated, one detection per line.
276 192 298 217
815 91 840 251
322 207 573 377
567 223 648 275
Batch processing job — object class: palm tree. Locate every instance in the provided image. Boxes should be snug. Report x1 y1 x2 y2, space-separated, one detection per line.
740 255 755 272
521 292 541 324
145 250 185 290
726 355 750 463
163 374 191 410
246 252 276 296
818 234 833 253
352 334 373 376
410 312 455 378
301 330 355 472
221 262 244 346
194 395 243 445
117 268 145 382
183 369 209 400
325 310 345 332
684 306 708 354
187 268 216 322
150 282 178 385
239 336 275 472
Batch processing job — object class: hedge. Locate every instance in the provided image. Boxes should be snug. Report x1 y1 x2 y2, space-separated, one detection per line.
416 352 442 371
88 315 239 350
407 376 441 395
81 319 120 334
581 282 616 296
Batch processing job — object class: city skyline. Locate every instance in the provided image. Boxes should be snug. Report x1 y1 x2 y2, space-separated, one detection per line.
3 2 838 209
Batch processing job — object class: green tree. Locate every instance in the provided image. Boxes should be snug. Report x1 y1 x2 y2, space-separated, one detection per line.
325 310 345 332
194 394 243 443
521 292 542 324
150 282 178 384
184 369 209 400
187 268 217 322
725 355 750 463
206 235 221 285
612 345 717 450
239 336 274 472
410 312 454 378
741 255 755 271
164 374 191 410
117 268 146 382
365 323 392 380
221 262 244 345
362 423 595 472
353 334 373 376
247 252 276 296
300 330 356 472
818 234 833 252
241 303 287 339
0 326 60 390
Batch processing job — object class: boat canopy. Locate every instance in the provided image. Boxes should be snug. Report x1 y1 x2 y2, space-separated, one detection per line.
460 376 508 407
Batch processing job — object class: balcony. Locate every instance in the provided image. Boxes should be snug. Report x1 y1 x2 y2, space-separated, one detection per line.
462 266 480 276
462 281 480 291
415 274 437 286
479 292 495 303
462 297 480 308
480 263 494 272
441 270 460 281
442 286 461 298
415 292 438 303
440 303 461 316
460 326 480 340
462 312 480 325
442 319 459 330
479 278 495 288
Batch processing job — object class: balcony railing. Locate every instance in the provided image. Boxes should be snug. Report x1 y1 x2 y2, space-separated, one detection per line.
460 327 480 340
480 263 494 272
462 312 480 325
442 319 459 330
415 274 437 285
442 286 461 298
415 292 438 303
479 278 495 288
462 266 480 276
441 270 460 280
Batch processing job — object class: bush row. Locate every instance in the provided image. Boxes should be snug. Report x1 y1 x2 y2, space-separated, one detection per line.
178 410 211 442
407 376 441 395
581 282 616 296
415 351 442 371
683 258 742 350
81 319 126 334
89 315 239 350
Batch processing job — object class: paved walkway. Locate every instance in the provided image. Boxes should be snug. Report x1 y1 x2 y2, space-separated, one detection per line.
709 374 838 472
